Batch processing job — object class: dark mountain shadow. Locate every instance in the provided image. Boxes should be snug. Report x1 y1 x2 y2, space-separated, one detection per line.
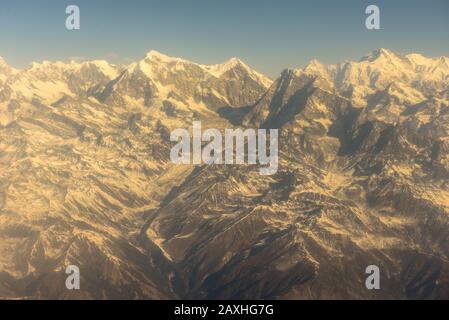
217 105 253 126
328 106 363 155
263 80 315 129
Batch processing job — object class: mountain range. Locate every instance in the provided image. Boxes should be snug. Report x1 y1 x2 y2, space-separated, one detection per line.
0 48 448 299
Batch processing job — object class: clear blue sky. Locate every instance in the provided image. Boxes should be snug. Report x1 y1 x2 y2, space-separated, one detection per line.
0 0 448 77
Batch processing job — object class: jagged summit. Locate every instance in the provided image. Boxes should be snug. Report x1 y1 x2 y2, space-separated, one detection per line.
0 56 17 81
406 53 434 66
144 49 187 63
360 48 397 61
204 56 272 86
29 60 70 68
0 56 13 71
305 58 325 68
143 49 246 70
206 56 245 74
130 49 273 91
292 49 449 95
303 59 331 79
1 48 448 110
218 57 246 70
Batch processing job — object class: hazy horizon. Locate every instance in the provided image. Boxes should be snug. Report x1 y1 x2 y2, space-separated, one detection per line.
1 0 448 77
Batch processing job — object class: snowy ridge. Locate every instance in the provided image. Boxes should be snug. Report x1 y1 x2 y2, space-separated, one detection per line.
300 48 449 91
132 50 272 88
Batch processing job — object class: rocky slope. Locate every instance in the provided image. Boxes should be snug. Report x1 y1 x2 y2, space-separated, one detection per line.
0 49 448 299
0 51 270 298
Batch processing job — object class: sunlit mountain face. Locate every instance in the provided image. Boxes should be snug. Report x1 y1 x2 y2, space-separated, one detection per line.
0 49 448 299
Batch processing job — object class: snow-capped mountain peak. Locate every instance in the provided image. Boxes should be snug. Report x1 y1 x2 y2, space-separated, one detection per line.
360 48 398 62
406 53 434 66
204 57 272 88
218 56 244 69
296 49 449 95
303 59 332 79
0 57 17 83
206 57 247 74
0 56 17 77
144 50 186 64
82 60 120 79
129 50 272 90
